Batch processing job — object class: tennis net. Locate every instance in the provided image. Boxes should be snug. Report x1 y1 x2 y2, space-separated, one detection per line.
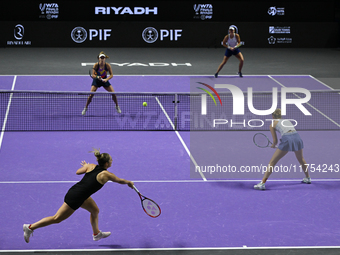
0 90 339 131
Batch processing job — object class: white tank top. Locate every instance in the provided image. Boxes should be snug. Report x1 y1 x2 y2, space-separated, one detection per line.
275 119 296 136
227 34 238 47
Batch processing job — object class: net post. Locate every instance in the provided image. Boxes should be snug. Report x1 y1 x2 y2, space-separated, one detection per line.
174 93 178 131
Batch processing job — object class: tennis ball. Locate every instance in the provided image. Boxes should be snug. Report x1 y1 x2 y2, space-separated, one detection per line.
143 102 147 107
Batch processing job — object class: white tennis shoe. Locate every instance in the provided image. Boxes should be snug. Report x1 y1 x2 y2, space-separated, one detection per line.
93 231 111 241
302 177 312 184
23 224 33 243
116 106 121 114
82 108 88 115
254 182 266 190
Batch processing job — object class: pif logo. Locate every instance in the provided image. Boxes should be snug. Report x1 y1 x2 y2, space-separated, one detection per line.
71 27 112 43
142 27 182 43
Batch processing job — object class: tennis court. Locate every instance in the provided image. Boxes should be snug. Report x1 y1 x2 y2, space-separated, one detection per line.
1 74 340 254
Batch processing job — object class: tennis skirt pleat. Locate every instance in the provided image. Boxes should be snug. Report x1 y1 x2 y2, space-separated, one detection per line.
278 132 304 151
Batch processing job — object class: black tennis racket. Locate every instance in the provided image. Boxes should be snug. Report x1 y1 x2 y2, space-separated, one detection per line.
253 133 276 148
89 68 102 80
133 185 161 218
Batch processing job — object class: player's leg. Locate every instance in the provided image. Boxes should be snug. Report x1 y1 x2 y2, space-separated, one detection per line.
215 56 230 78
82 86 98 115
23 202 75 242
104 85 121 113
235 52 244 77
262 149 288 182
104 85 117 106
85 86 98 107
81 197 100 234
294 149 311 183
29 203 75 230
81 197 111 240
254 149 288 190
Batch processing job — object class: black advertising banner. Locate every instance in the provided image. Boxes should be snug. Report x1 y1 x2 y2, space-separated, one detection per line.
0 1 336 22
2 22 338 48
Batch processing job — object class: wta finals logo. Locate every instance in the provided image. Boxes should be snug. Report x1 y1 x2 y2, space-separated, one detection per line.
39 3 59 19
193 4 213 20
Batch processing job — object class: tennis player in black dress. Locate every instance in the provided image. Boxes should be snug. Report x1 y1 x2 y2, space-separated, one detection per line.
23 149 134 243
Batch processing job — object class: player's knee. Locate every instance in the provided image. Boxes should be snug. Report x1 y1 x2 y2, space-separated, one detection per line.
92 207 100 216
52 215 64 224
268 161 277 167
299 158 307 165
295 153 305 164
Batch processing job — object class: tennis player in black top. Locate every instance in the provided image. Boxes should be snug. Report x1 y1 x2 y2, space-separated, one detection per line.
23 149 134 243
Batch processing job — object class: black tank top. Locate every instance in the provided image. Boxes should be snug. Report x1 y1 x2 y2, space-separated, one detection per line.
68 165 106 199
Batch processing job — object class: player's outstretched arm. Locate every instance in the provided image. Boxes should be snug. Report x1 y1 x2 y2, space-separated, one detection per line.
98 171 134 188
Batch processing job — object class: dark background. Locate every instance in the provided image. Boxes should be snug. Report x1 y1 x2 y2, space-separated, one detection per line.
1 0 339 48
0 1 337 22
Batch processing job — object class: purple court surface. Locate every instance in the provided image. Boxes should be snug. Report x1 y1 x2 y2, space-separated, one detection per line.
0 75 340 252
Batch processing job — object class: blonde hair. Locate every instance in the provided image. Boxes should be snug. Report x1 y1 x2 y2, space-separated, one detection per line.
97 51 109 59
90 148 111 167
272 108 281 119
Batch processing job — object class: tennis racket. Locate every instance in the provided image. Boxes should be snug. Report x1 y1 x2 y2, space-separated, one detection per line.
253 133 276 148
133 185 161 218
89 68 102 80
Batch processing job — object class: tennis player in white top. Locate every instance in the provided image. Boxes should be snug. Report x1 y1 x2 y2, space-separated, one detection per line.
215 26 244 78
254 109 311 190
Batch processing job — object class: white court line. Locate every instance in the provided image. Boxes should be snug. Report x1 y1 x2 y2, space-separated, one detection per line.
268 75 340 128
154 96 207 181
0 74 314 77
0 75 17 151
2 179 340 184
309 75 335 90
2 245 340 252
